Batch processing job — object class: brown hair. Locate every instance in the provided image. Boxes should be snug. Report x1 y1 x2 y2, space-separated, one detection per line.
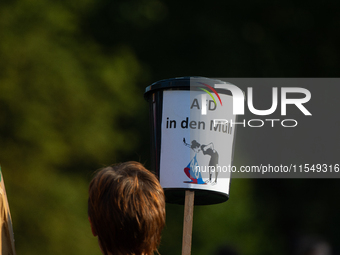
88 161 166 255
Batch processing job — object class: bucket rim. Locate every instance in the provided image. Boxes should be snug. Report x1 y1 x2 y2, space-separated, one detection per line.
144 76 227 98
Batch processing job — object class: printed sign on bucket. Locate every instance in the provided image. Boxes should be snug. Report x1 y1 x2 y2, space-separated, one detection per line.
145 77 238 205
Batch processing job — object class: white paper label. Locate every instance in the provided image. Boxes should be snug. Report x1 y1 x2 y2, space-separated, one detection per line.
159 89 236 195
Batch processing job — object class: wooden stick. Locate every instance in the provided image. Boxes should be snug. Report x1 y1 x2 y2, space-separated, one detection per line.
181 190 195 255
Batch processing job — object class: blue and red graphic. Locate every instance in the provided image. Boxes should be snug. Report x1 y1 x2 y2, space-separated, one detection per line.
183 153 205 184
183 138 219 185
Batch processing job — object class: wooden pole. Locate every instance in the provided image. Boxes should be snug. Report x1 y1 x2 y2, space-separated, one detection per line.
181 190 195 255
0 168 17 255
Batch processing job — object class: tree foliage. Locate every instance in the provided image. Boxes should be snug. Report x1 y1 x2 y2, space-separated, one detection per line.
1 1 145 254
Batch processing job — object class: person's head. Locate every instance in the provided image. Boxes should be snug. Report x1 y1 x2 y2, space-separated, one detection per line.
191 140 200 150
88 161 166 255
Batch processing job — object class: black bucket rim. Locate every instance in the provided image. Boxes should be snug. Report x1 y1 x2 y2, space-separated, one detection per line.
144 76 228 99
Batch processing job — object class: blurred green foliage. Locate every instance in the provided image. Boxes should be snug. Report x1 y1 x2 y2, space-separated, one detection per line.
1 0 339 255
0 0 145 254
